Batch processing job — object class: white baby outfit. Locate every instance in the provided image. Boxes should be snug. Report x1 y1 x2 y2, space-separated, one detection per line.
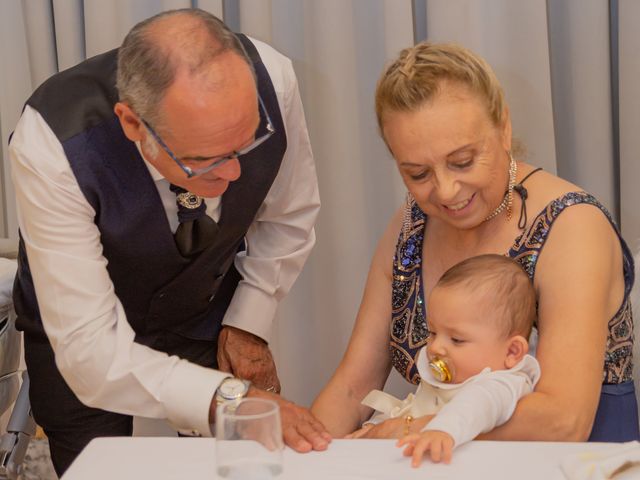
362 347 541 446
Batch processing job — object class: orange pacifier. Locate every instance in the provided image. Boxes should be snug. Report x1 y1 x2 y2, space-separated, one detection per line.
428 356 454 383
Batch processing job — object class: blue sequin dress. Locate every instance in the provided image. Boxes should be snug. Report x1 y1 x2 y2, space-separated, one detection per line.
390 191 639 441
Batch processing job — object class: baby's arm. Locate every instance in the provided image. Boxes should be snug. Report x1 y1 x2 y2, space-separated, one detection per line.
429 371 533 445
398 371 534 466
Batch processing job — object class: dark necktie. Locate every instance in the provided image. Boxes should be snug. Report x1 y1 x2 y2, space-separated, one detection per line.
170 184 220 257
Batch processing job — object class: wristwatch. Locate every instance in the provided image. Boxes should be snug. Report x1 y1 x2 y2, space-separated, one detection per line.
215 377 251 406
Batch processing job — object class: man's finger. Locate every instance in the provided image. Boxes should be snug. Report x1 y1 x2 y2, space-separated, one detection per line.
306 415 331 441
295 420 329 450
283 425 312 453
282 407 326 438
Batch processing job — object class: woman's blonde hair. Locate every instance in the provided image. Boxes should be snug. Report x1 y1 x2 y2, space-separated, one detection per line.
375 42 507 133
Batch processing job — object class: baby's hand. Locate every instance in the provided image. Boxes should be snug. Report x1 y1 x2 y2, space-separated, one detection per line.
396 430 454 467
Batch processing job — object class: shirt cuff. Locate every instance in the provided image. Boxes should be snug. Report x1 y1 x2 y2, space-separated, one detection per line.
162 359 230 436
222 283 278 343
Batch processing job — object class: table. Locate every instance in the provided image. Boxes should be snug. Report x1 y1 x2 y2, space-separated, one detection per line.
61 437 635 479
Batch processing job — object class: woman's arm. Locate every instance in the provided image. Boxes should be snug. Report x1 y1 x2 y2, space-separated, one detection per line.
311 208 404 437
479 204 623 441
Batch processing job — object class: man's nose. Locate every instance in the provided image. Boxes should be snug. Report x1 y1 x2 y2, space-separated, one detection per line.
214 157 241 181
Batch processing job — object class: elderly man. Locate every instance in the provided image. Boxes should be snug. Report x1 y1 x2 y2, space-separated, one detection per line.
9 8 327 475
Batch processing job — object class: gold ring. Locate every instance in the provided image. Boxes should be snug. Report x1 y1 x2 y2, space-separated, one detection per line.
403 415 413 436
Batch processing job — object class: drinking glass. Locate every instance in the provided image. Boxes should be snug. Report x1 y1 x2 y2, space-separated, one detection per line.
215 398 284 479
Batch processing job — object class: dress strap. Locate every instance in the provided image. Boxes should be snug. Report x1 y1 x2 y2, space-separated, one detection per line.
514 167 543 230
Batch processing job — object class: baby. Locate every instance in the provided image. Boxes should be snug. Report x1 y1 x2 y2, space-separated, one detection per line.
362 254 540 467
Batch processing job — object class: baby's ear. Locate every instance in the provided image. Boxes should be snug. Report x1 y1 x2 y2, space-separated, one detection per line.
504 335 529 369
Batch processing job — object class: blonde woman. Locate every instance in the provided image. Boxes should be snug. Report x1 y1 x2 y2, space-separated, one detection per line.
312 42 637 443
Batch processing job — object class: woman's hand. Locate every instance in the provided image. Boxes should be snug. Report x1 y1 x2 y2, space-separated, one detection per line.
344 423 374 439
345 415 433 439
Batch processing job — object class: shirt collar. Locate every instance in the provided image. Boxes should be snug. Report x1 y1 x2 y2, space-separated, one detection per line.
135 141 164 182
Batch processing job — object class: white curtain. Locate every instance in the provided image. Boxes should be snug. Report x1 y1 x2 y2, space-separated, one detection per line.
619 0 640 247
422 0 558 175
0 0 637 411
232 0 414 404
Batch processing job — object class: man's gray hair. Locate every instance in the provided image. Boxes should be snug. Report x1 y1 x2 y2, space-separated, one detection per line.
116 8 252 129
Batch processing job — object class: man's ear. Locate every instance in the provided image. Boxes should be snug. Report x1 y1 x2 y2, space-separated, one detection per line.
114 102 143 142
504 335 528 369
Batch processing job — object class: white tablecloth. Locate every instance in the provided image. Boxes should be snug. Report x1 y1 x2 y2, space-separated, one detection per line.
61 437 636 480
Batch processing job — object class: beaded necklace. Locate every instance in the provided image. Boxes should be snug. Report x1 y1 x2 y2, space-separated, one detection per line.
484 153 517 222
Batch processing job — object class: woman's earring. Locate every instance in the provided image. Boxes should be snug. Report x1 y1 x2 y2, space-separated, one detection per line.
505 152 517 220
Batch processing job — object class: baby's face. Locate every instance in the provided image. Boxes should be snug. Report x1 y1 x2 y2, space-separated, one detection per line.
426 285 512 383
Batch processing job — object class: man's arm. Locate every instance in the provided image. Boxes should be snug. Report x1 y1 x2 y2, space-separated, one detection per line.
10 106 227 436
218 40 320 386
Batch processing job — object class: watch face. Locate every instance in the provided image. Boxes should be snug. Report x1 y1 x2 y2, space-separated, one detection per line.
219 378 248 400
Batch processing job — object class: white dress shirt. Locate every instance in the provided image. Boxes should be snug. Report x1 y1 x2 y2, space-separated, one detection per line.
8 38 320 436
362 348 541 447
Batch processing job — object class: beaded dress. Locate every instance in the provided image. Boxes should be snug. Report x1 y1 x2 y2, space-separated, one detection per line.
390 191 639 441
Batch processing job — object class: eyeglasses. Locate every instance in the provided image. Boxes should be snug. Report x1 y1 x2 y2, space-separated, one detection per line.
141 94 275 178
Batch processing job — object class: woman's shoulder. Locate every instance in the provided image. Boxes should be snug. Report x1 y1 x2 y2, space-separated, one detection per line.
519 164 580 208
518 164 612 223
514 164 622 268
518 165 624 281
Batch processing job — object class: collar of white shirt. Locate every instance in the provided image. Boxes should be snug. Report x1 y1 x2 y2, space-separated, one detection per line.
134 141 222 226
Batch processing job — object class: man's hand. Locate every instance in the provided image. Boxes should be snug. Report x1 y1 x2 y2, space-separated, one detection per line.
397 430 454 467
209 388 332 452
248 388 332 452
217 326 281 393
344 415 433 439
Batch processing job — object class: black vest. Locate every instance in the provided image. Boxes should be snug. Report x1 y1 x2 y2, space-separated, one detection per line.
13 35 287 345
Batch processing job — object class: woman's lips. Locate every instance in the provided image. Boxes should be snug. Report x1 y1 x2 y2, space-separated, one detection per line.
442 193 475 215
